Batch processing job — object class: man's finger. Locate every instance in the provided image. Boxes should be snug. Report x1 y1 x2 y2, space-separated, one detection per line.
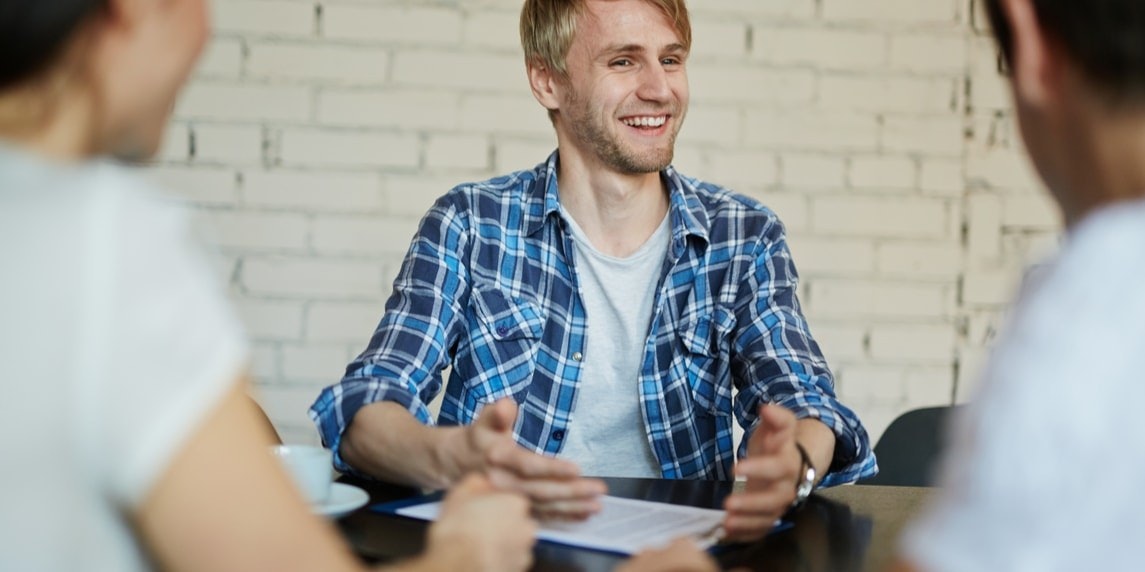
747 404 797 457
475 397 519 434
734 457 795 482
487 440 582 479
724 489 793 515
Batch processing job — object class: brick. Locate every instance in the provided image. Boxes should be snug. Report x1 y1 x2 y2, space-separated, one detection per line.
392 51 525 92
214 1 315 37
1001 231 1061 269
243 170 383 212
868 323 958 361
425 134 490 171
1001 194 1060 229
493 139 559 174
787 236 876 274
461 95 554 136
746 111 879 152
882 116 965 156
966 146 1042 190
282 345 352 381
324 5 463 46
954 347 990 403
311 215 421 256
671 146 707 180
753 192 808 232
753 28 886 69
462 11 522 51
966 193 1002 262
877 241 963 279
920 159 964 195
382 174 475 217
889 34 967 73
811 196 949 238
247 43 390 84
818 76 957 115
195 37 243 78
191 124 265 165
849 156 916 190
307 301 387 342
822 0 959 24
836 363 954 408
690 0 815 19
194 209 309 251
691 21 749 59
808 279 952 319
689 65 814 105
177 84 311 122
318 89 460 130
781 154 846 190
252 384 325 433
249 343 279 381
234 299 305 340
708 151 779 189
278 129 420 169
243 257 384 298
808 323 868 362
145 167 239 206
677 106 745 146
158 123 191 162
962 269 1018 306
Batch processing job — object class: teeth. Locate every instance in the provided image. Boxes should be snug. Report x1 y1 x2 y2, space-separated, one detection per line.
623 116 666 127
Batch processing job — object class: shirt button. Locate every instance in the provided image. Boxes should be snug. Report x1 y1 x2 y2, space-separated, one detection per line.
572 352 583 362
495 324 509 336
552 429 565 441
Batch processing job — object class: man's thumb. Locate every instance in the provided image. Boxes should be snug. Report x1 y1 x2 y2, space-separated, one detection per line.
475 397 518 433
749 404 796 456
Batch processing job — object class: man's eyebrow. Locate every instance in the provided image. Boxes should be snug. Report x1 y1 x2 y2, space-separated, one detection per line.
599 43 689 57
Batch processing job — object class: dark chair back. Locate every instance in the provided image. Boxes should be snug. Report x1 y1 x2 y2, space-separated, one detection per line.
859 405 958 487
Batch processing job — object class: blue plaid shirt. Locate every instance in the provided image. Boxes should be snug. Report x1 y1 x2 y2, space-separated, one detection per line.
310 152 876 485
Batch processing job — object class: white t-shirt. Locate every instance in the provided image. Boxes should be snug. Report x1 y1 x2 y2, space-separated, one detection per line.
0 147 247 571
556 209 668 478
901 199 1145 571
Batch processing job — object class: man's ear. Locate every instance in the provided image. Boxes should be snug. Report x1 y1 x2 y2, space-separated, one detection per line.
1002 0 1063 108
527 60 562 113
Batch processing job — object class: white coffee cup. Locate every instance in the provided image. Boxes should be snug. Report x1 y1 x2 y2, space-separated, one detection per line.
270 444 333 504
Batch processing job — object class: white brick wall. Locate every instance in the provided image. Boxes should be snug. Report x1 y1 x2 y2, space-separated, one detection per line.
150 0 1058 447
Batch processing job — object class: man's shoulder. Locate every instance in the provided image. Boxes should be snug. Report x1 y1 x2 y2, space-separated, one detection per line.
438 165 543 210
672 170 784 235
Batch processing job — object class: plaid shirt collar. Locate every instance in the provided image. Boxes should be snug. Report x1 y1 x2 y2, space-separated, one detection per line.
523 151 711 257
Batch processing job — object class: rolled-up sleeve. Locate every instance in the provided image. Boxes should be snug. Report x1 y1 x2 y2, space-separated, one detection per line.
309 195 470 473
731 220 877 486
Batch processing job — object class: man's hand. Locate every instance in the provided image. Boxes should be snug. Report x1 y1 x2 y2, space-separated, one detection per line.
723 404 802 542
421 473 537 572
615 538 720 572
451 398 607 520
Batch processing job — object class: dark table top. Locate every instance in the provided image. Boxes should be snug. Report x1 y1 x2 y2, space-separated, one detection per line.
335 476 931 571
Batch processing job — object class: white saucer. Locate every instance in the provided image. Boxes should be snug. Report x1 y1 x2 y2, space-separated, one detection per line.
314 483 369 519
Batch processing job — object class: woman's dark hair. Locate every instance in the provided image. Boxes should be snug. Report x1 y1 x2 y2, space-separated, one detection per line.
0 0 107 90
984 0 1145 102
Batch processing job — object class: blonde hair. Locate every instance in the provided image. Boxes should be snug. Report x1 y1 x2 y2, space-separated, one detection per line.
520 0 692 77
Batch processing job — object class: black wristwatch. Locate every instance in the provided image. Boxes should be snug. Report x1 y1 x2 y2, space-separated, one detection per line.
792 442 816 508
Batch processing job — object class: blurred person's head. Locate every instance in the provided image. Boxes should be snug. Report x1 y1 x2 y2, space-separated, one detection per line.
983 0 1145 226
0 0 209 161
521 0 691 175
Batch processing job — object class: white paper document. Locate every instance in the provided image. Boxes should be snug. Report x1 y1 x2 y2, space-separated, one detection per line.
396 495 725 555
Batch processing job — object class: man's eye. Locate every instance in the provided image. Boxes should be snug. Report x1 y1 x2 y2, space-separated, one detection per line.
611 59 633 67
662 57 681 66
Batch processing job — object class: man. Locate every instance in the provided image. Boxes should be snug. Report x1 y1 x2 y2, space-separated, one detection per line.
897 0 1145 569
311 0 875 541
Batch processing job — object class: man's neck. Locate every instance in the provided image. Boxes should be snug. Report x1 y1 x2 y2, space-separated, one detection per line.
556 150 670 258
0 85 97 162
1058 107 1145 229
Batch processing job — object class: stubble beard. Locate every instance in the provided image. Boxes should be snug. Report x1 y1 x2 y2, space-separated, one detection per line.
564 88 682 175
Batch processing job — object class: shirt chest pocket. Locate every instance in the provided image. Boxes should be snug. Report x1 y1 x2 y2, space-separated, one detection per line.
471 287 544 341
676 306 736 417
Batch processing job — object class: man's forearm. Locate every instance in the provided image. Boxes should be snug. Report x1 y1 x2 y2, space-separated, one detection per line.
794 418 836 486
339 402 473 490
